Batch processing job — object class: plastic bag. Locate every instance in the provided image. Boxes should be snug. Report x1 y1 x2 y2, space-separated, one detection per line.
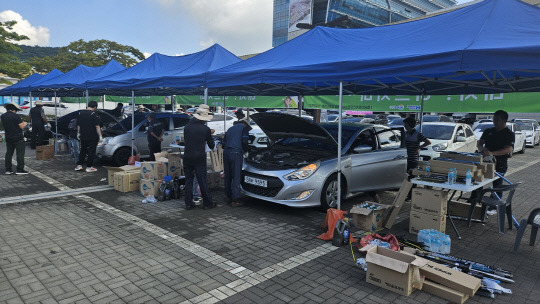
360 233 400 251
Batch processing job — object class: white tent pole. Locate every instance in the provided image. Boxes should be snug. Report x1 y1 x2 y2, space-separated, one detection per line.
204 87 208 105
54 91 58 155
86 90 89 107
419 89 425 133
223 97 226 132
131 91 135 156
337 82 343 210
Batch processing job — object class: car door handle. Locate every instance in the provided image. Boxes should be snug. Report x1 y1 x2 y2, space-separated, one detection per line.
393 155 406 160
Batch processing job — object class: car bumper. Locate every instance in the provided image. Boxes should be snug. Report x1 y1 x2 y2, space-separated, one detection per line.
240 168 323 208
525 138 534 146
95 144 114 160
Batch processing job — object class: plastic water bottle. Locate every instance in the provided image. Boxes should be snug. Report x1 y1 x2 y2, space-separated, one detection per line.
466 170 472 186
451 168 457 184
418 229 427 246
442 235 451 254
448 168 453 184
425 162 431 177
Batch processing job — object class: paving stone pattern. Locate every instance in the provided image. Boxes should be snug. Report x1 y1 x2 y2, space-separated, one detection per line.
0 142 539 303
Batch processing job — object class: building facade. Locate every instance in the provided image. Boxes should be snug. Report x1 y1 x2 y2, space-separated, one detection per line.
273 0 457 47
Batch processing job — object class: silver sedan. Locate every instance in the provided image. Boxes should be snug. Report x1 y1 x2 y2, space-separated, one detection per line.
241 113 407 209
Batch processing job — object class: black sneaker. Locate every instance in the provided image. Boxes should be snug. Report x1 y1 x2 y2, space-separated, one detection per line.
15 169 29 175
5 170 14 175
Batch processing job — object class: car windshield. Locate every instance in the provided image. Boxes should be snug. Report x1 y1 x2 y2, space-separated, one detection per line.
474 124 493 132
389 118 404 125
517 123 533 130
422 116 439 122
108 114 147 132
416 125 455 140
327 114 339 121
321 124 364 145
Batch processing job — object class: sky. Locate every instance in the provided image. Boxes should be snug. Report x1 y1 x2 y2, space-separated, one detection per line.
0 0 474 58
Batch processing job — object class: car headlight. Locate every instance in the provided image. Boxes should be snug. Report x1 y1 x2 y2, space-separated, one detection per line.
98 137 111 146
283 163 319 181
257 136 268 143
432 143 448 152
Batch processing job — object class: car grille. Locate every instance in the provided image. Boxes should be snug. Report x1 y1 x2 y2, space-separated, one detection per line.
241 172 283 197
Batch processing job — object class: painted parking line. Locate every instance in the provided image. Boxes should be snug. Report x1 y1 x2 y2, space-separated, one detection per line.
505 157 540 177
0 185 111 205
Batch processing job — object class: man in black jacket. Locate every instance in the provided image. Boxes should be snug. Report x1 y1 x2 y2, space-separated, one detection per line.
29 100 49 149
1 102 28 174
75 101 102 172
183 104 215 210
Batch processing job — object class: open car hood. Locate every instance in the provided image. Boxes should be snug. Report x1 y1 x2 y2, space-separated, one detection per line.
250 112 337 147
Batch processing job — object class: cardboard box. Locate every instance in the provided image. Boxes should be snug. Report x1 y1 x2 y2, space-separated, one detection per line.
483 163 495 179
36 145 54 160
411 188 448 217
409 210 446 234
167 152 183 177
449 200 483 220
421 280 469 304
350 202 391 232
384 174 412 229
104 165 140 187
363 245 428 296
439 152 483 164
114 171 140 192
420 261 481 296
140 179 162 197
140 161 168 180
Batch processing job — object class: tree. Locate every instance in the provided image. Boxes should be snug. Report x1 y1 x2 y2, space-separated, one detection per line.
29 39 145 73
0 20 32 84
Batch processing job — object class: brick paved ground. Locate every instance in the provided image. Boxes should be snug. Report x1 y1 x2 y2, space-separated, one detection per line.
0 142 539 303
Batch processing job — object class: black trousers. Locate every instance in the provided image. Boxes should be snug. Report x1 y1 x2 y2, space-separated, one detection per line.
77 139 98 167
148 140 161 161
31 127 45 148
5 140 25 171
184 162 213 208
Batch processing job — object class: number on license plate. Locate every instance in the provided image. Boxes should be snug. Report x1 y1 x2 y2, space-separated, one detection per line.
244 176 267 187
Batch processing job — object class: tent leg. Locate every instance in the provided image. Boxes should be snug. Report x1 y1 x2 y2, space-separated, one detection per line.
132 91 135 157
204 88 208 105
337 82 343 210
54 91 58 155
419 89 425 133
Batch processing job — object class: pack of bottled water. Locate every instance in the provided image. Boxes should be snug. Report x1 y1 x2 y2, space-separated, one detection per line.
417 229 451 254
359 202 381 210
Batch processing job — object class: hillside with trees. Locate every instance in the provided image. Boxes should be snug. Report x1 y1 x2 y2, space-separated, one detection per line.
14 45 60 62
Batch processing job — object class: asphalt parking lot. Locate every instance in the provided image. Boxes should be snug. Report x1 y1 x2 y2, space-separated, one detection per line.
0 143 539 303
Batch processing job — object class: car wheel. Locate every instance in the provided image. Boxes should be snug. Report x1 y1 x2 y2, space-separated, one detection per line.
519 142 525 154
113 147 131 166
536 136 540 146
320 174 344 211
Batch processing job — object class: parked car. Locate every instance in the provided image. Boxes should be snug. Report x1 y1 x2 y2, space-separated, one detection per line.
20 101 80 118
473 122 526 156
207 113 236 135
418 122 477 160
472 119 493 130
248 126 269 148
387 118 405 128
96 113 191 165
387 115 402 122
515 122 540 147
241 112 406 209
422 115 453 123
363 114 388 125
513 119 540 145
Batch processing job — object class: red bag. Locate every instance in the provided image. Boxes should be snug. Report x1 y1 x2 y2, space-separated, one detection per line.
359 233 400 251
128 154 140 165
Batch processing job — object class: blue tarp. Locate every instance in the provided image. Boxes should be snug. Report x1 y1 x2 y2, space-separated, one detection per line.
205 0 540 96
31 60 125 95
0 73 44 96
86 44 241 95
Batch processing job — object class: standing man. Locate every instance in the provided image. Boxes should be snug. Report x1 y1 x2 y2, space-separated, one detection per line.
145 113 164 161
29 100 49 149
183 104 215 210
403 117 431 175
1 102 28 175
75 100 102 172
111 103 123 119
476 110 514 214
223 118 251 207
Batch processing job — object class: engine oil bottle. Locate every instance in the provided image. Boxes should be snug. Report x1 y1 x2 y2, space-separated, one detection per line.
332 219 351 247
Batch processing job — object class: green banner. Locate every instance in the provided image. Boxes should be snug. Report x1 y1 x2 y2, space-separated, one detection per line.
60 95 171 104
176 95 298 108
304 92 540 113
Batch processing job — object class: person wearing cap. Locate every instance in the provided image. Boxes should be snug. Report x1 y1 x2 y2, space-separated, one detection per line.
145 112 164 161
75 100 102 172
1 102 28 174
137 105 146 113
223 117 251 207
235 108 245 121
183 104 215 210
29 100 49 149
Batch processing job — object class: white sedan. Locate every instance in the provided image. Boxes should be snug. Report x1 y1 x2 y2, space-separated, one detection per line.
473 122 526 156
418 122 477 160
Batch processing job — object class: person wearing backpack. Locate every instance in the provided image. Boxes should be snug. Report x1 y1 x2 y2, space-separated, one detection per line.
68 117 80 161
75 101 102 172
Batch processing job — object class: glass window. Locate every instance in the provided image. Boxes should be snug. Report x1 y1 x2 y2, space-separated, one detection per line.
465 127 474 137
456 127 465 138
377 130 401 150
351 130 375 151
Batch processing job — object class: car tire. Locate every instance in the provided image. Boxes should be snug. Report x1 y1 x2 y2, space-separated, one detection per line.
536 136 540 146
320 174 344 211
519 142 525 154
113 147 132 166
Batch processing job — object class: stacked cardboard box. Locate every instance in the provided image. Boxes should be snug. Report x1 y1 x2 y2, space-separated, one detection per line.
167 152 184 177
416 152 495 182
103 165 141 192
350 202 391 232
139 161 168 197
409 188 447 234
36 145 54 160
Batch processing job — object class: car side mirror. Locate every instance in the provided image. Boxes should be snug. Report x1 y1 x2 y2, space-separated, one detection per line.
455 136 466 142
353 145 373 153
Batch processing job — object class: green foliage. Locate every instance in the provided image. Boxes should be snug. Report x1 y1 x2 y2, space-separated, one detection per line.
0 20 32 79
14 45 60 62
28 39 145 73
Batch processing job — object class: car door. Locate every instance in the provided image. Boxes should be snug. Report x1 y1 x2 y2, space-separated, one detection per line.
160 116 174 146
513 124 525 151
348 129 379 193
452 126 468 152
135 121 150 157
464 125 477 152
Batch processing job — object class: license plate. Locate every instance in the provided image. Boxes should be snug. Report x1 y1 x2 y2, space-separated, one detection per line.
244 176 267 187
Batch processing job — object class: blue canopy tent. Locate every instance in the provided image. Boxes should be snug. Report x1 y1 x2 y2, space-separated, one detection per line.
0 73 45 98
204 0 540 210
86 44 241 96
